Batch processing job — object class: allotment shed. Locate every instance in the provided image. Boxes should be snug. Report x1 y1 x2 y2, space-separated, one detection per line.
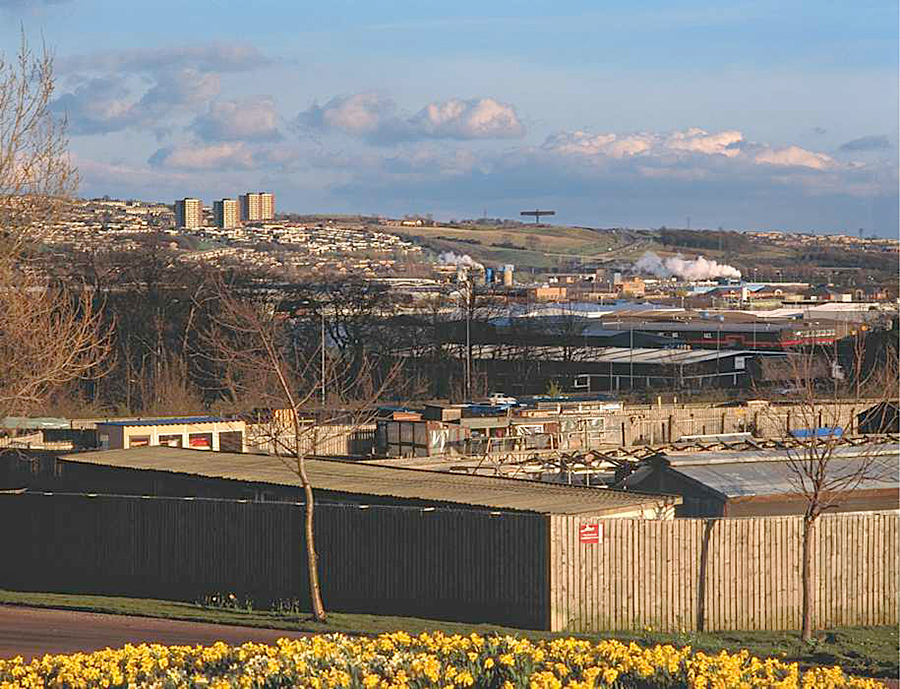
95 417 246 452
615 443 899 517
53 446 678 518
0 446 681 630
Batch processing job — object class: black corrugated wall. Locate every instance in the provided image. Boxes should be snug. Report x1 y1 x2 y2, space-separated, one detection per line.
0 493 550 629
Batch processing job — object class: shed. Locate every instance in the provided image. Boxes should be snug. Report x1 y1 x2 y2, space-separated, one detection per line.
95 417 246 452
615 444 899 517
857 401 899 434
55 446 680 518
0 446 680 630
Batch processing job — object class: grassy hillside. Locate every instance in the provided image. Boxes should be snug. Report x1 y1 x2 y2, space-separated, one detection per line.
394 224 655 270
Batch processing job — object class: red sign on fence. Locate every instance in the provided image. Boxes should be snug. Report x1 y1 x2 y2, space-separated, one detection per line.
579 523 602 544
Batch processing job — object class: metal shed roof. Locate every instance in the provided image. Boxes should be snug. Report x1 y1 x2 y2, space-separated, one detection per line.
59 446 679 516
96 416 230 427
667 444 899 498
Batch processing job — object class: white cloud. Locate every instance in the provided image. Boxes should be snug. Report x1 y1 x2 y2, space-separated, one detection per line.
148 140 299 171
298 93 394 136
50 76 137 135
542 127 748 161
148 142 256 170
664 128 743 157
754 145 833 170
191 97 282 142
52 43 270 136
318 122 896 234
408 98 524 140
52 69 222 136
542 131 655 158
140 68 220 110
539 127 840 178
296 93 524 143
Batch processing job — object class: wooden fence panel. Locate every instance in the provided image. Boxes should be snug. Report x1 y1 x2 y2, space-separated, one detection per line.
549 512 898 632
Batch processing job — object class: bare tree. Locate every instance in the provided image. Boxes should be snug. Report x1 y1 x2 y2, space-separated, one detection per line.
764 345 897 641
0 36 109 420
201 277 401 622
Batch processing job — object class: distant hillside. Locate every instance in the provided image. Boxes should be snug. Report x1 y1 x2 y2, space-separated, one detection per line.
390 224 656 270
390 224 897 287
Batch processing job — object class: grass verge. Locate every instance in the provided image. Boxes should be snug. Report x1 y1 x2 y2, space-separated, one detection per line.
0 590 896 679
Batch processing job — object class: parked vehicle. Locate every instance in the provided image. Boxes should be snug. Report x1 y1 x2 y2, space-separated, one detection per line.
486 392 518 406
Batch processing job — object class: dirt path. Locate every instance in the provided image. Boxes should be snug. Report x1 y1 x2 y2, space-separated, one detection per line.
0 605 309 661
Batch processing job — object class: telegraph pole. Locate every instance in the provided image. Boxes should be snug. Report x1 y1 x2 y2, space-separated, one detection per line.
321 311 326 405
630 325 634 390
465 278 472 399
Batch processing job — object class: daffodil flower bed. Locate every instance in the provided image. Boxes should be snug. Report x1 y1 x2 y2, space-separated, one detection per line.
0 632 881 688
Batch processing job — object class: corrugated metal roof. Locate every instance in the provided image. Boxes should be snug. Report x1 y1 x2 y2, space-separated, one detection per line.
603 322 790 334
59 446 679 516
2 417 70 430
666 443 899 466
588 347 754 365
424 344 759 366
96 416 230 427
670 446 899 498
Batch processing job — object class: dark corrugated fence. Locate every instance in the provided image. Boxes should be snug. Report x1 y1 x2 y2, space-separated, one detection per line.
0 493 549 629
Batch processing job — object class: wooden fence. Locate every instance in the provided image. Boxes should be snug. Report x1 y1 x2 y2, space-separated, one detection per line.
0 493 549 629
2 494 894 633
605 400 878 446
549 511 898 632
248 424 376 457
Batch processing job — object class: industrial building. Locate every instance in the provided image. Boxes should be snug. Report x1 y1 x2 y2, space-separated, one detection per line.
395 342 782 396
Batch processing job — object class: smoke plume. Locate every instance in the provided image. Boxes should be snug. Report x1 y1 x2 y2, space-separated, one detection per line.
634 251 741 280
438 251 483 269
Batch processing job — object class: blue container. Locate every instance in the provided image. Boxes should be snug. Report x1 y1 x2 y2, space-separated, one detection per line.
790 427 843 439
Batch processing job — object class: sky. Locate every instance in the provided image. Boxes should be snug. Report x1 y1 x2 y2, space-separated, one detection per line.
1 0 897 235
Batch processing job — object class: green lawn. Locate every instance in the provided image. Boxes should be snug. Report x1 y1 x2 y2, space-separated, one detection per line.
0 590 896 678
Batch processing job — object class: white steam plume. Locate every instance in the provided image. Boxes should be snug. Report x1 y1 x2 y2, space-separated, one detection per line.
438 251 483 269
634 251 741 280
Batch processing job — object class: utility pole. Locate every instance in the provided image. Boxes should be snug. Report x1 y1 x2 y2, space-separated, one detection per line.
321 311 326 405
630 325 634 390
458 278 473 400
466 280 472 400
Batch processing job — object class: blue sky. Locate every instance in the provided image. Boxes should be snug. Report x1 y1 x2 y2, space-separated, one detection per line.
2 0 897 235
